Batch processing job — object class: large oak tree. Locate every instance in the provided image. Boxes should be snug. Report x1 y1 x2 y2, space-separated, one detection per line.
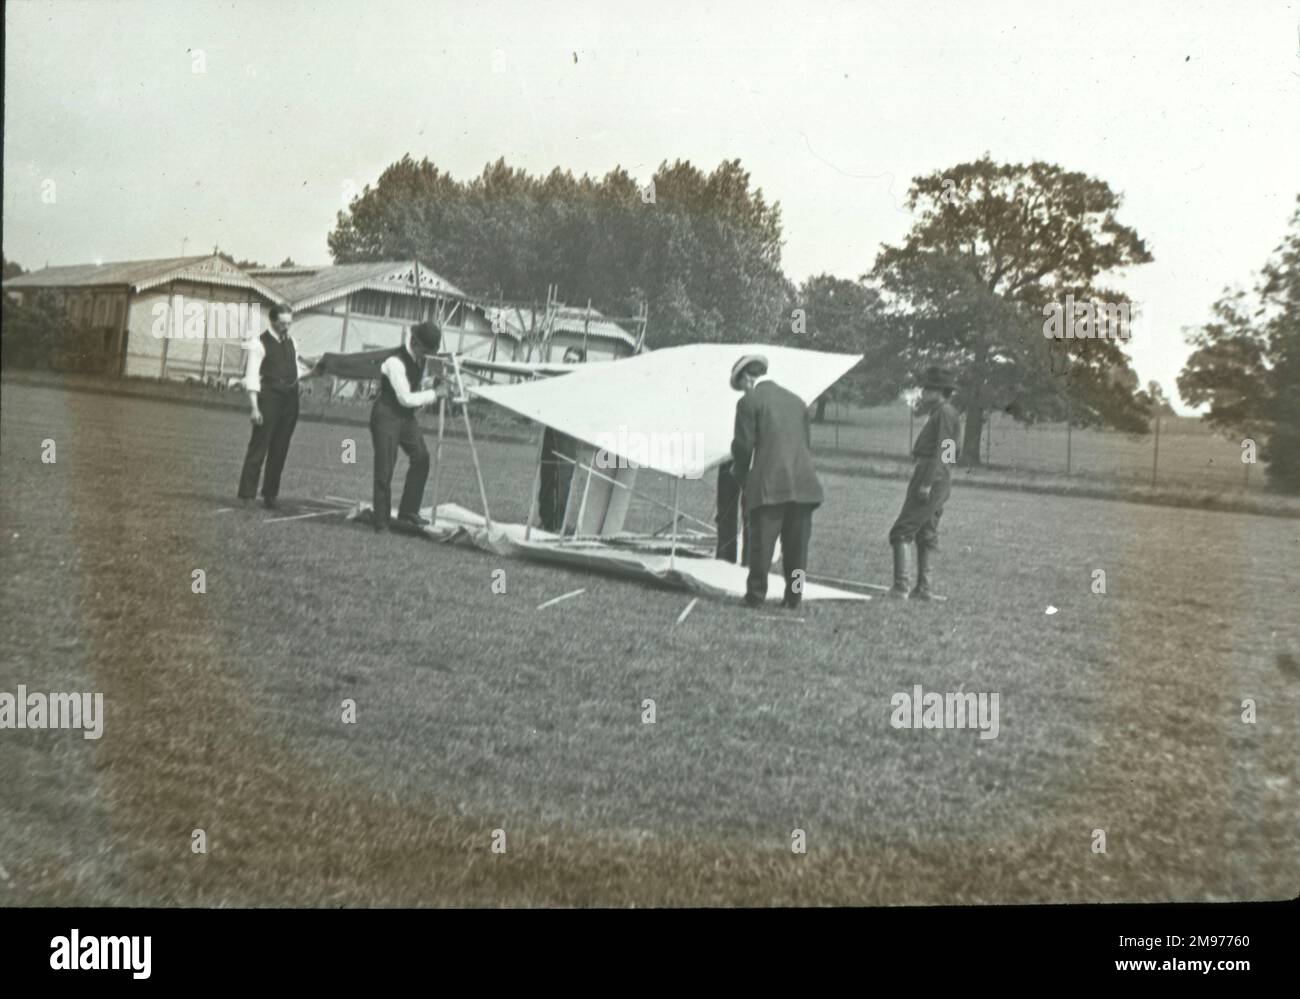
869 156 1153 464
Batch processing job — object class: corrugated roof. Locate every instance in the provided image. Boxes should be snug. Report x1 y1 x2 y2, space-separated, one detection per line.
4 256 211 289
484 304 637 347
2 255 289 303
250 261 468 310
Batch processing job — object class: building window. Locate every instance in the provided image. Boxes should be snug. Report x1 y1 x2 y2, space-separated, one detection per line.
390 294 432 322
350 290 388 317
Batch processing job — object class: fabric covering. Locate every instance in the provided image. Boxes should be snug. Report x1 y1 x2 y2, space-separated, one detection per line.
315 348 395 382
350 502 870 602
468 344 862 479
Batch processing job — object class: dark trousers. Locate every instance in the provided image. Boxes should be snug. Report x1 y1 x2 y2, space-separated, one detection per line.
538 460 572 533
746 502 815 606
716 463 749 564
888 467 952 550
537 432 573 534
237 389 299 500
370 402 430 527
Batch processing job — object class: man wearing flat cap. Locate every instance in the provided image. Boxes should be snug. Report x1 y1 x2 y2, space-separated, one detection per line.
728 353 824 609
888 365 961 599
370 321 444 534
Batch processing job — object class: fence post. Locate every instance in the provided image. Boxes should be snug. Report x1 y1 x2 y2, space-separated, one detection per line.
1151 413 1161 487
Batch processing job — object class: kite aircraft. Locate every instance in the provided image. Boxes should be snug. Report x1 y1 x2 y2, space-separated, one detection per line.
316 342 869 602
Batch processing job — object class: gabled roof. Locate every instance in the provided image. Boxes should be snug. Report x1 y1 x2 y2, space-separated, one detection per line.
2 254 290 303
249 260 467 311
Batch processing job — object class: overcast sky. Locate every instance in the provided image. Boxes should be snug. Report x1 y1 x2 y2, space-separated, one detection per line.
4 0 1298 411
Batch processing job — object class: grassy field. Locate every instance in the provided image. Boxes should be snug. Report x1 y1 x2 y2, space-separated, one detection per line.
814 401 1270 492
1 381 1296 906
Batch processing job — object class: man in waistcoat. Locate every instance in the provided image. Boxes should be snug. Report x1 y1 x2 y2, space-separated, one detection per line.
237 304 303 510
370 321 443 533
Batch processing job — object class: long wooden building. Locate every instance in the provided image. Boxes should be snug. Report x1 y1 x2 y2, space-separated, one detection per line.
3 255 643 384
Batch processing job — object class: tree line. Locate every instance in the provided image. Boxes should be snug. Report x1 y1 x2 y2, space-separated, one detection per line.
3 158 1296 491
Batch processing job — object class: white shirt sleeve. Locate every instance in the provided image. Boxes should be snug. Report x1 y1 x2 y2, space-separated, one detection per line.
243 334 265 394
380 355 438 408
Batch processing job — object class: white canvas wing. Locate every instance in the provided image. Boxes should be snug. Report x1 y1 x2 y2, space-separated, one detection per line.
468 343 862 479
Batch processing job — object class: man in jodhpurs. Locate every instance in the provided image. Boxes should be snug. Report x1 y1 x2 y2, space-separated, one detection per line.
370 321 443 533
888 365 961 600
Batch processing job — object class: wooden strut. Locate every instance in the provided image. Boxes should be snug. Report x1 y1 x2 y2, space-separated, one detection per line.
574 454 596 536
803 572 891 593
413 259 442 524
549 452 716 535
451 350 493 530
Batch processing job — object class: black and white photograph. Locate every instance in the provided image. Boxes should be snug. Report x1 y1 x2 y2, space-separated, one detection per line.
1 0 1296 974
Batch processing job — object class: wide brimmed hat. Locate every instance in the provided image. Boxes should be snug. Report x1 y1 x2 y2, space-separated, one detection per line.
920 365 957 391
730 353 769 390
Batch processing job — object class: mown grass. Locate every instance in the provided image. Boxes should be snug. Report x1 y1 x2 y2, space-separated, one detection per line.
8 370 1296 520
1 382 1296 906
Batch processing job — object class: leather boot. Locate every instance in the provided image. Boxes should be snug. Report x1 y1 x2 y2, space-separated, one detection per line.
912 545 935 600
889 542 911 598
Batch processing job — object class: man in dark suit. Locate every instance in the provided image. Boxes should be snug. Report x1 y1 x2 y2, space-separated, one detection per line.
888 365 961 600
728 354 824 609
237 304 301 510
715 460 748 564
370 321 443 533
